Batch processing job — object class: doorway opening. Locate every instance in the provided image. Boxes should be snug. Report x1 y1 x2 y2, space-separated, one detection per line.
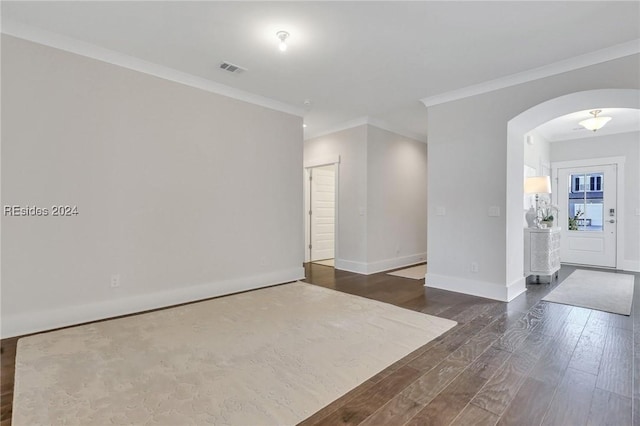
506 89 639 292
305 164 336 267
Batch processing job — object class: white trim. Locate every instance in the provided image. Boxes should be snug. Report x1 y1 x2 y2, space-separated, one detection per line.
421 39 640 107
304 155 341 169
425 273 523 302
335 258 368 274
551 156 626 271
335 254 427 275
334 164 342 267
305 117 369 140
364 253 427 275
621 260 640 273
305 116 426 143
304 167 311 264
366 117 427 143
1 267 305 338
507 277 527 302
2 21 304 117
551 157 625 169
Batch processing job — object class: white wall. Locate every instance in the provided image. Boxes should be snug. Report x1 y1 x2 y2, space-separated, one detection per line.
366 126 427 272
524 130 551 175
304 124 427 274
426 54 640 301
1 36 304 337
550 131 640 270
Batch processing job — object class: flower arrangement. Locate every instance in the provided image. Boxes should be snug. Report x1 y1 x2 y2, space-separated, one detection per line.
537 198 558 224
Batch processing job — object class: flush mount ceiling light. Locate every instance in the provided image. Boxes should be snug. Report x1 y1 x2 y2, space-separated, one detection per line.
276 31 289 52
579 109 612 132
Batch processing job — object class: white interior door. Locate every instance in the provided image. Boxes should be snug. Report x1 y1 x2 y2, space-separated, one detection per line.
557 164 617 267
309 165 335 261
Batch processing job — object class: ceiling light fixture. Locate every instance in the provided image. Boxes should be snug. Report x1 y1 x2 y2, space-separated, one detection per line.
579 109 612 132
277 31 289 52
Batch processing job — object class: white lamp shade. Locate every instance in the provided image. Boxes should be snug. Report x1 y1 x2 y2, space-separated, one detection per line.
524 176 551 194
579 116 612 132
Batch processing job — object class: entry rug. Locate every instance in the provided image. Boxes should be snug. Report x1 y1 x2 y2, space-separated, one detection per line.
13 282 455 425
542 269 635 315
387 263 427 280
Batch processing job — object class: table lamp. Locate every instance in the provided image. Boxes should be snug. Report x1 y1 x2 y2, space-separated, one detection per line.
524 176 552 228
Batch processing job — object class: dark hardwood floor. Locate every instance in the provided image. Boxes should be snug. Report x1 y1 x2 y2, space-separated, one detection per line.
1 263 637 425
299 263 637 426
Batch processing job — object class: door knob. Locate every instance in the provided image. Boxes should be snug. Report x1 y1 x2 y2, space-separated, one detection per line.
609 219 616 223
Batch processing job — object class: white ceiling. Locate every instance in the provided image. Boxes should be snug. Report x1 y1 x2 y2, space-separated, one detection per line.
535 108 640 142
3 1 640 141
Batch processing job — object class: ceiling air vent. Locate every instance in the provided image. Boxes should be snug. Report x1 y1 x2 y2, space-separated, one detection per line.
219 61 247 74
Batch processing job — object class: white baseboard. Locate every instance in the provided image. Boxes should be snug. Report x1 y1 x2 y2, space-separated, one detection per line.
621 260 640 273
364 253 427 275
335 253 427 275
1 267 305 338
334 259 368 274
507 277 527 301
425 273 521 302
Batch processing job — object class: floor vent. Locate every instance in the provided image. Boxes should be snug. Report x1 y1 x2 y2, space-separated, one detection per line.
219 61 247 74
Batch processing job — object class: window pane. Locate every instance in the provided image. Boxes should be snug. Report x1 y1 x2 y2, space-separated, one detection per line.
568 172 604 231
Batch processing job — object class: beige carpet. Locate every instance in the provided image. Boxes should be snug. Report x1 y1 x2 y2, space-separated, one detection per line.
387 263 427 280
542 269 635 315
13 282 456 425
313 258 334 267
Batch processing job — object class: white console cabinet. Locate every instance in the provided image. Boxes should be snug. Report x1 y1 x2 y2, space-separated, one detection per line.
524 227 561 282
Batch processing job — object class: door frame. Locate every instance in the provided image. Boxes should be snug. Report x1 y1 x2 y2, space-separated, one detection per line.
304 155 340 264
551 156 626 269
556 163 617 267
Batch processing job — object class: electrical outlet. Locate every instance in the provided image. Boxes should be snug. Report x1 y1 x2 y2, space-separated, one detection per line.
110 274 120 288
436 206 446 216
470 262 479 273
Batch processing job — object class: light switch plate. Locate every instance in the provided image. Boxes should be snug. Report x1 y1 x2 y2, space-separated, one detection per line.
488 206 500 217
436 206 446 216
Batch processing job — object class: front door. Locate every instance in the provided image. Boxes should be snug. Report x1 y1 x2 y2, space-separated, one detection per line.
556 164 617 267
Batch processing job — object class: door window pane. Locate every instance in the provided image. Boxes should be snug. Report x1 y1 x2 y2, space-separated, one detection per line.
568 173 604 231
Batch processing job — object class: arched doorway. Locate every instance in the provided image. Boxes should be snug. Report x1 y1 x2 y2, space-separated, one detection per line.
505 89 640 290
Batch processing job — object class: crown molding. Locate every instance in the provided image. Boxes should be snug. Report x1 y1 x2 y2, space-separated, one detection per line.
366 117 426 143
304 117 369 140
421 39 640 108
305 116 426 143
1 20 305 117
